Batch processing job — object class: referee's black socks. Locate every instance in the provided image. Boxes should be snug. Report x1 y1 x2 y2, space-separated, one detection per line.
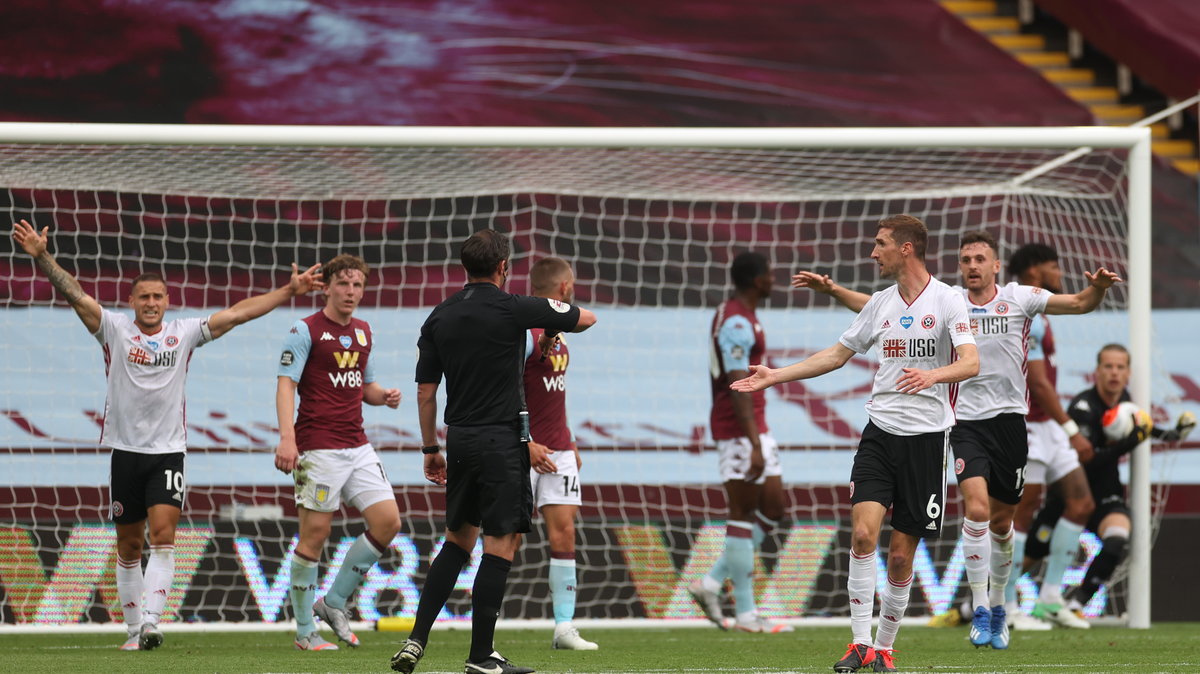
469 553 513 663
409 540 471 646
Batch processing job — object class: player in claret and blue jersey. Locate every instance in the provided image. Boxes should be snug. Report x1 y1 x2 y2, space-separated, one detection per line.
522 256 599 651
274 254 403 652
689 251 793 634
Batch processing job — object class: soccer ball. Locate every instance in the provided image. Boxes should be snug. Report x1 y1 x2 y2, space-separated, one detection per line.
1101 401 1151 442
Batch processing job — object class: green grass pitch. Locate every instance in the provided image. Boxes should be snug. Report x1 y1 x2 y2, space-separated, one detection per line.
5 624 1200 673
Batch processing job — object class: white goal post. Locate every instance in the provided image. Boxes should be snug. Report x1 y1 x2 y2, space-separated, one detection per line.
0 123 1153 629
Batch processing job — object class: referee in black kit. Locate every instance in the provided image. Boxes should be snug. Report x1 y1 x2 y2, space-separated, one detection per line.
392 230 597 674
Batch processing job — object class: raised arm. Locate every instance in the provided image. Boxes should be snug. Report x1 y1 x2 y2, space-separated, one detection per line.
12 220 102 333
730 342 856 392
1044 267 1121 315
791 271 870 313
207 263 323 340
570 307 597 333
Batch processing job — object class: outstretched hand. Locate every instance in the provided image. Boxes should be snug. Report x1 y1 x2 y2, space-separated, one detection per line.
791 271 835 293
11 220 48 258
1085 267 1122 290
288 263 324 296
729 364 776 392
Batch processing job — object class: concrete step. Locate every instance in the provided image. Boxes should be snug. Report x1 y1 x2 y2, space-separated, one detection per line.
1153 139 1197 158
941 0 998 15
1170 158 1199 176
1016 51 1070 67
1041 68 1095 85
1090 103 1146 123
1064 86 1120 104
965 16 1020 33
990 34 1046 51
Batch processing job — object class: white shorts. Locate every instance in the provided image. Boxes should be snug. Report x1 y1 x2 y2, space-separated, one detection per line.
1025 420 1081 486
717 433 782 484
293 443 394 513
531 449 582 509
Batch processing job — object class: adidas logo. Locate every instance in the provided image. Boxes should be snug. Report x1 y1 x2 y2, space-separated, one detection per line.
883 614 898 622
882 320 891 328
926 521 938 531
850 598 866 605
153 589 168 596
966 554 983 561
321 332 334 341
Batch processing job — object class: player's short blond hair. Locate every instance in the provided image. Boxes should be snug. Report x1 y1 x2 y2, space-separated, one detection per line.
323 254 369 285
530 257 572 292
129 272 167 295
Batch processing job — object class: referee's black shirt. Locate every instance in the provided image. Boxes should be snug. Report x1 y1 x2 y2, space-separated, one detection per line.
416 282 581 427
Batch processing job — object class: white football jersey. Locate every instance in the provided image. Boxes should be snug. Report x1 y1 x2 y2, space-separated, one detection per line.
93 309 213 454
839 277 975 436
951 282 1051 420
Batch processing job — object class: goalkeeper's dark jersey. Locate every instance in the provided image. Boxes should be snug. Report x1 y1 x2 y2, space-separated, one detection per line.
1067 387 1134 502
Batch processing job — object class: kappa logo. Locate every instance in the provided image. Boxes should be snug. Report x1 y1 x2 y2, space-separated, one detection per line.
899 315 914 329
320 332 334 341
339 335 353 349
921 314 935 329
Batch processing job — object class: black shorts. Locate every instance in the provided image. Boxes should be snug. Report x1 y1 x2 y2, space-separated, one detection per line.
109 449 186 524
850 421 949 539
950 413 1028 505
445 423 532 536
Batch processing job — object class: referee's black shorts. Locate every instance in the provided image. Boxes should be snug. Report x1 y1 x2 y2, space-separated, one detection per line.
445 423 532 536
950 413 1028 505
851 421 949 539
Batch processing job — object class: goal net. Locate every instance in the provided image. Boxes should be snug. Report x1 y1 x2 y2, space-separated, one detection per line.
0 126 1158 629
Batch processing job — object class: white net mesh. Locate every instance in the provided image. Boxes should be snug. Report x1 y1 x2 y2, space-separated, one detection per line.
0 139 1153 626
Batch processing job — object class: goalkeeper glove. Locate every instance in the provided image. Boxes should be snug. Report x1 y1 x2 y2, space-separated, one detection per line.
1160 411 1197 442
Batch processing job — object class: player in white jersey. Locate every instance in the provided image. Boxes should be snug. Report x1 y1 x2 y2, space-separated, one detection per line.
795 231 1119 648
733 215 979 673
12 219 322 651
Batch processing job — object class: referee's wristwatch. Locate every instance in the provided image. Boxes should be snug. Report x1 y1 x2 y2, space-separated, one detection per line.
421 444 441 454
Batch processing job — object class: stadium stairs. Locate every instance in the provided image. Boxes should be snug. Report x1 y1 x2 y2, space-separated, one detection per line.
939 0 1199 178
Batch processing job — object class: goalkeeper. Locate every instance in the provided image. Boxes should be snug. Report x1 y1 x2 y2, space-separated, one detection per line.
1024 343 1194 615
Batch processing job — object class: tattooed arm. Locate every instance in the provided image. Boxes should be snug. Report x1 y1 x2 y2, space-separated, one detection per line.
12 220 102 333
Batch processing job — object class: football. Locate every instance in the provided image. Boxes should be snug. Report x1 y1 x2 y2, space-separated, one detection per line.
1102 401 1152 442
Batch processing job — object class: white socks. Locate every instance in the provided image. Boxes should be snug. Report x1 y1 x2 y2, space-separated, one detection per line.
961 519 990 610
847 550 877 645
142 545 175 627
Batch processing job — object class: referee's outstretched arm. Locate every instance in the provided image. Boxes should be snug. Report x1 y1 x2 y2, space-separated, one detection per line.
571 308 597 332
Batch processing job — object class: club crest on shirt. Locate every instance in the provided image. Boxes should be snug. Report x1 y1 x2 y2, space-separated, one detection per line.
355 328 368 347
899 316 914 329
994 302 1010 315
339 335 352 349
921 314 935 329
165 336 179 347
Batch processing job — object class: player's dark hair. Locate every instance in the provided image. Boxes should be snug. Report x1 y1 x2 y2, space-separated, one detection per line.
461 229 511 278
1007 243 1058 279
322 254 369 285
530 256 572 292
878 214 927 257
129 272 167 294
731 251 770 290
1097 343 1130 366
960 230 998 255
